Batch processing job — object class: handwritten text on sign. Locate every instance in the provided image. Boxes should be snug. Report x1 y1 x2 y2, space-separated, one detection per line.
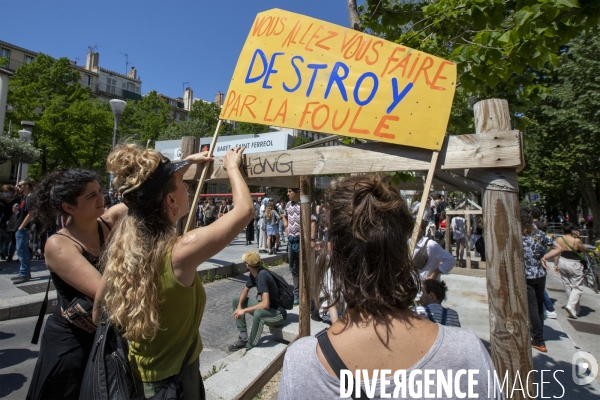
221 9 456 150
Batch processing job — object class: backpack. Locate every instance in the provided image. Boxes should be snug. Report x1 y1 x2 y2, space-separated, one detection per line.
413 238 430 270
79 317 139 400
265 269 295 310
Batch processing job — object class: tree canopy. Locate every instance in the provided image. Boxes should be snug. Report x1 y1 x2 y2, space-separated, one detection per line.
5 53 115 176
359 0 600 130
519 25 600 233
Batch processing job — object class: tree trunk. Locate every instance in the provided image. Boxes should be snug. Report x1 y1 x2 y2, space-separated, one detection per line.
347 0 362 31
577 181 600 241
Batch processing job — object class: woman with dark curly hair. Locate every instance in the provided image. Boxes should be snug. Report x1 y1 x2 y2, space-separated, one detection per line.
26 169 127 400
279 174 500 399
520 206 556 353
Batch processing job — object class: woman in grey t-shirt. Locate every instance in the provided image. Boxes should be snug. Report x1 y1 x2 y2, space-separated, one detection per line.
279 174 503 399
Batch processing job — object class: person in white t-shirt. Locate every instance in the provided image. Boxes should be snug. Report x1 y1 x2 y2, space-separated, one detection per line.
451 215 466 262
413 220 456 283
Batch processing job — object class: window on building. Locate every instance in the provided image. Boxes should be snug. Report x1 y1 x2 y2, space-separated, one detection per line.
107 77 118 94
126 82 135 92
24 55 34 64
174 111 180 121
0 47 10 60
135 86 140 94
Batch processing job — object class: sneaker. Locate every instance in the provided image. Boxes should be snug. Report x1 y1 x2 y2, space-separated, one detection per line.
544 310 557 319
293 298 299 306
532 344 547 353
10 273 31 281
228 338 248 352
13 276 30 285
565 305 578 319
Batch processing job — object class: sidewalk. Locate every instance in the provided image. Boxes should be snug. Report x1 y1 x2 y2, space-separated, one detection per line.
0 232 287 321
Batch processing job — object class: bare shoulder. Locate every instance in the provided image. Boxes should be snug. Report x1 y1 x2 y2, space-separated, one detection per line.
44 232 83 270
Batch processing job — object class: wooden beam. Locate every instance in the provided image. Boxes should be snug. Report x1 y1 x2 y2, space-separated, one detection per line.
475 99 533 399
183 132 523 181
434 170 483 193
299 176 313 338
445 210 483 215
206 176 298 189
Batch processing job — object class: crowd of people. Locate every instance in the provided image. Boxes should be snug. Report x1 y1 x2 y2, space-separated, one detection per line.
6 141 594 399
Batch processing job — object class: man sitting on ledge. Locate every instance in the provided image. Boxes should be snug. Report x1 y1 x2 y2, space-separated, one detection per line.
228 251 287 351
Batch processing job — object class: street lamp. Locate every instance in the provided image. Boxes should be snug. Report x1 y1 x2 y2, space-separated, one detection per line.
109 99 127 149
109 99 127 191
16 121 34 184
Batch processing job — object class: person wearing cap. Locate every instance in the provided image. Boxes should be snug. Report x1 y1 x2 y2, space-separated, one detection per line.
228 251 287 351
94 144 254 399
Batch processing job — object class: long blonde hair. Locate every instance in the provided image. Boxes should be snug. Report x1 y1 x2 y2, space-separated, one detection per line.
265 201 274 219
101 144 177 341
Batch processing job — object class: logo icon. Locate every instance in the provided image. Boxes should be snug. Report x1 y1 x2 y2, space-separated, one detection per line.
572 351 598 385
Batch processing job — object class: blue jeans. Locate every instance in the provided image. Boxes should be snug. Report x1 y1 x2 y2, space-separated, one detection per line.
16 229 30 277
543 290 554 312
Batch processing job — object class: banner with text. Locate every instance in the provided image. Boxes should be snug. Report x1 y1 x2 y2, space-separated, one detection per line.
221 9 457 150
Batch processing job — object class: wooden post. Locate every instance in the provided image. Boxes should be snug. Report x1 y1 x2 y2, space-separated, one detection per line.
184 120 223 234
177 136 200 236
475 99 533 398
465 213 472 269
299 176 313 337
445 215 451 253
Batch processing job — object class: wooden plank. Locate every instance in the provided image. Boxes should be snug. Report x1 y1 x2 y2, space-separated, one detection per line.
434 171 483 193
466 214 471 269
445 210 483 215
183 132 523 181
474 99 533 399
206 176 298 189
409 152 439 255
445 216 451 253
184 121 223 233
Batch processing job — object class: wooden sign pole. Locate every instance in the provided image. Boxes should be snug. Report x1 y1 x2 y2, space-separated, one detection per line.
409 151 440 254
184 120 224 234
298 175 314 338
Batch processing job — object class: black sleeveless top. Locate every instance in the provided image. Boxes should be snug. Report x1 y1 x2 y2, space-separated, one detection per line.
51 218 110 309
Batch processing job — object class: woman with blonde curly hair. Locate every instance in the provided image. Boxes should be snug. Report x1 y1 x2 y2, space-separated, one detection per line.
93 145 253 399
279 174 500 399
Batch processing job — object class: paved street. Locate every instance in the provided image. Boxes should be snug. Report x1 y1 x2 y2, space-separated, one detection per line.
0 262 292 400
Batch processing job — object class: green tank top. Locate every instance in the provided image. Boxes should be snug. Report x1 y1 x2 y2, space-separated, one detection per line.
128 248 206 382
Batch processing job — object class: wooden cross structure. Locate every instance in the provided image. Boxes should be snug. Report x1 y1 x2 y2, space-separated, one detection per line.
445 199 483 270
183 99 532 399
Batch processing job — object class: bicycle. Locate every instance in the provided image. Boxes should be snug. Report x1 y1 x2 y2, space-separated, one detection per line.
583 250 600 294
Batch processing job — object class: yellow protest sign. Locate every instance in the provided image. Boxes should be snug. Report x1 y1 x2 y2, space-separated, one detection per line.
221 9 456 150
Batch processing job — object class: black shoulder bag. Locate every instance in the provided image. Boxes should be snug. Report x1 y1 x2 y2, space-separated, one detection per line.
80 315 199 400
315 329 368 399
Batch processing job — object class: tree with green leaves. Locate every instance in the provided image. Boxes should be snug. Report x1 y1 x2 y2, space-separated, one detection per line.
519 26 600 237
118 91 172 144
358 0 600 131
5 53 117 176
